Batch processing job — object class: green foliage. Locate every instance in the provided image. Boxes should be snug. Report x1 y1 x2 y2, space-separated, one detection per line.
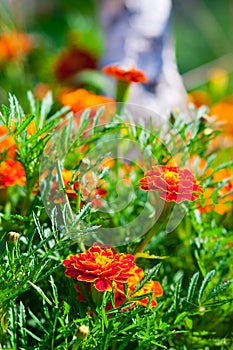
0 94 233 349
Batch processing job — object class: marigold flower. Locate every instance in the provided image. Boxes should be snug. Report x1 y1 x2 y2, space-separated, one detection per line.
210 102 233 142
199 168 233 215
0 125 16 156
0 159 26 188
139 166 203 203
75 264 163 311
102 65 148 83
190 156 233 214
0 31 32 65
114 265 163 310
54 46 97 81
60 88 114 114
63 243 135 292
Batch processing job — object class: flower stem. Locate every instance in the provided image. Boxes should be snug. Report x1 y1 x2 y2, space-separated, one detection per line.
116 80 130 114
135 202 174 253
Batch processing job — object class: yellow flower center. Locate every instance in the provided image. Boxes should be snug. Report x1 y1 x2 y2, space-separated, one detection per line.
164 170 178 182
95 254 112 267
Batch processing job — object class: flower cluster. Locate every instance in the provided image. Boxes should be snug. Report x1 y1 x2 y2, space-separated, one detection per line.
139 165 204 203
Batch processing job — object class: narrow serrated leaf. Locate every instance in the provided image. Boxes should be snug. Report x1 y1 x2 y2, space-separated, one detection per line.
206 280 232 301
16 114 35 135
198 270 215 303
132 263 161 295
28 281 53 306
186 272 200 303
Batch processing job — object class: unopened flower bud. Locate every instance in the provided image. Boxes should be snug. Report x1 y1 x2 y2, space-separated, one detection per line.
77 325 89 340
6 232 20 243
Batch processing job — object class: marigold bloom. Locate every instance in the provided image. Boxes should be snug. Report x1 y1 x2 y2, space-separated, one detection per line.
63 243 135 292
190 156 233 214
0 31 32 65
75 264 163 310
139 166 203 203
114 265 163 310
0 159 26 188
210 102 233 142
60 88 114 114
0 125 16 155
102 65 148 83
54 46 97 81
198 168 233 215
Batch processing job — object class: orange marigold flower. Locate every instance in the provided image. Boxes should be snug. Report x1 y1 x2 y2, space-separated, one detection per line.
139 166 203 203
0 31 32 65
198 168 233 215
190 156 233 215
0 125 16 156
114 265 163 310
62 243 135 292
210 102 233 142
102 65 148 83
0 159 26 188
60 88 114 114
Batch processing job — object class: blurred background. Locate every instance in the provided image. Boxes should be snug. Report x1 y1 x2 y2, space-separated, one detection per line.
173 0 233 95
0 0 232 108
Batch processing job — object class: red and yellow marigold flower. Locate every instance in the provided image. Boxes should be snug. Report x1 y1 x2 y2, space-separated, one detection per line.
139 166 203 203
0 159 26 188
63 243 135 292
102 65 148 84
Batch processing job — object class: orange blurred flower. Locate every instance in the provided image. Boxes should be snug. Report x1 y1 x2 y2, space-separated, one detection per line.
188 91 211 108
60 88 114 114
0 125 16 156
102 65 148 83
210 102 233 142
139 166 203 203
0 159 26 188
62 243 135 292
200 168 233 215
190 156 233 214
114 265 163 310
54 46 97 81
0 31 32 65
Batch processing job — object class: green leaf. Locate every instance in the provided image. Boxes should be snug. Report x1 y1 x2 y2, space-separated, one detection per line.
74 70 113 94
27 90 37 115
198 270 215 303
28 281 53 306
206 280 232 301
186 272 200 304
15 114 35 135
39 91 53 128
131 263 161 295
49 275 59 306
